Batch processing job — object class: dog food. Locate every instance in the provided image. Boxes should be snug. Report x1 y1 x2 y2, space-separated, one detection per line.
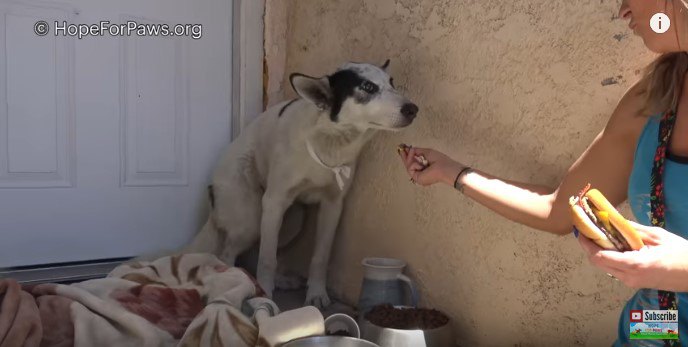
364 304 449 330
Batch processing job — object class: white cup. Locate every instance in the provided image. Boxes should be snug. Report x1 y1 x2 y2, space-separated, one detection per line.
325 313 361 339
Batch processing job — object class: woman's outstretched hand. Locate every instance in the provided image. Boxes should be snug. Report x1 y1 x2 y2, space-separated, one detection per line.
577 221 688 292
397 145 465 187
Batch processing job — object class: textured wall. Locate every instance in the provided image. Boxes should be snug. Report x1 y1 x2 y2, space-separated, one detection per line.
264 0 289 108
274 0 656 345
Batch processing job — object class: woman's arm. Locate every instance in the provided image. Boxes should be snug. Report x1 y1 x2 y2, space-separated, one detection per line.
402 84 647 235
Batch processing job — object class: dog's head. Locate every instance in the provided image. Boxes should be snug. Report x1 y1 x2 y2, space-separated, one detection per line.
289 60 418 130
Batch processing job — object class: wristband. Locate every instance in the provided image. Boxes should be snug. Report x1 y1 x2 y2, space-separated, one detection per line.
453 166 472 192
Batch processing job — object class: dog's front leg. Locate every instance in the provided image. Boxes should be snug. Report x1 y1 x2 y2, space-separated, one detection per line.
305 197 344 308
256 194 292 298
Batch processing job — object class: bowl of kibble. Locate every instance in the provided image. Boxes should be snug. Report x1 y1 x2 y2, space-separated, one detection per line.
359 304 453 347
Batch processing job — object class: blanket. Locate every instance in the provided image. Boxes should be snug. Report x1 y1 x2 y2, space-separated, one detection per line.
0 253 276 347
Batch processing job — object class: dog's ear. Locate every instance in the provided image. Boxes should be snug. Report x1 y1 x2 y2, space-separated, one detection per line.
381 59 391 70
290 73 332 111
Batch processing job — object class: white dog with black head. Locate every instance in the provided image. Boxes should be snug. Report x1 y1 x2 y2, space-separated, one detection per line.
186 60 418 307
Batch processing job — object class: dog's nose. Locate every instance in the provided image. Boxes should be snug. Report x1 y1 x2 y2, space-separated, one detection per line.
401 103 419 119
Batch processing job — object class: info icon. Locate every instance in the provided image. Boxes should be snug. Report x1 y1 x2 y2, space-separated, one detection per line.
631 310 643 322
650 13 671 34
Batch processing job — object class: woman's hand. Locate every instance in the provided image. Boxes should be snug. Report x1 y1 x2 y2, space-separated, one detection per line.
577 222 688 292
397 146 465 187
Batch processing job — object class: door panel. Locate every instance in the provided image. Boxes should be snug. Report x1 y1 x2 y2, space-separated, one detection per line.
0 3 74 188
121 23 189 186
0 0 233 267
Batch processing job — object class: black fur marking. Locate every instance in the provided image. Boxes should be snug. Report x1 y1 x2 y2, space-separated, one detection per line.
278 98 298 117
207 185 215 209
327 70 365 121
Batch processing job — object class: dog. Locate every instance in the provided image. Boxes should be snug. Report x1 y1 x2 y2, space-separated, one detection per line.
185 60 418 307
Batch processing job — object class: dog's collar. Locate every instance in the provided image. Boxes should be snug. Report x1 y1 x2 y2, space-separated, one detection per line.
305 140 351 191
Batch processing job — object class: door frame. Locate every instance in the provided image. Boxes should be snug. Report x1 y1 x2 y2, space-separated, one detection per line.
231 0 264 140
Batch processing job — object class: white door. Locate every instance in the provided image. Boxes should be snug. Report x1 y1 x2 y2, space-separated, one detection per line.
0 0 233 267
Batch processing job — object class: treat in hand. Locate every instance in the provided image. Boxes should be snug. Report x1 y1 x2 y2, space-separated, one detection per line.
397 143 411 155
397 144 429 168
569 184 644 251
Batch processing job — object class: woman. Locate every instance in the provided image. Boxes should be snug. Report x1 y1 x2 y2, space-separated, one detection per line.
399 0 688 345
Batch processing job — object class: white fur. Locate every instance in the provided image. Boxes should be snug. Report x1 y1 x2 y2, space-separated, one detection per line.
185 62 415 308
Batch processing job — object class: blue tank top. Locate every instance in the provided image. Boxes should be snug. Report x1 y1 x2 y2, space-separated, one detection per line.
615 115 688 346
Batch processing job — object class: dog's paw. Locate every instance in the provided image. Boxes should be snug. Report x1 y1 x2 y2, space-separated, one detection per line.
275 273 305 290
257 274 275 299
304 285 331 309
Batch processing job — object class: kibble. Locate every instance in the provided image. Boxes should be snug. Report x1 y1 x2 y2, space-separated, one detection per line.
364 304 449 330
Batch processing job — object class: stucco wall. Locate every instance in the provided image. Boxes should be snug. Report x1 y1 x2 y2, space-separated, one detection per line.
264 0 289 109
272 1 656 345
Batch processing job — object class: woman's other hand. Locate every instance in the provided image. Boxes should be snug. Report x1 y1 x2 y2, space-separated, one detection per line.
577 222 688 292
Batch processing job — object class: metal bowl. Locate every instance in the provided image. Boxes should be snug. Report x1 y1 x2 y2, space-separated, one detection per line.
360 306 453 347
282 336 381 347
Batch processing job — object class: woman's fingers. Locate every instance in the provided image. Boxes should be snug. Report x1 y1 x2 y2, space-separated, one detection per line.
639 231 662 246
407 162 425 175
578 233 603 255
405 147 434 169
405 148 418 168
397 146 408 162
411 170 421 184
627 221 644 229
578 235 630 274
414 148 437 164
594 263 627 280
577 234 624 268
398 145 438 185
591 248 642 272
398 147 417 176
627 221 664 246
411 147 431 156
399 146 425 180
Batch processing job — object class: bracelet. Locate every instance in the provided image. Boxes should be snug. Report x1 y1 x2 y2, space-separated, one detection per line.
453 166 473 193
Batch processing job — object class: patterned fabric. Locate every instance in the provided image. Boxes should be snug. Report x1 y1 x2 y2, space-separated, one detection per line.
649 111 679 347
0 253 268 347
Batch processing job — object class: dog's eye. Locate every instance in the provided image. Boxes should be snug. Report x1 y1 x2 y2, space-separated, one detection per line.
360 81 378 94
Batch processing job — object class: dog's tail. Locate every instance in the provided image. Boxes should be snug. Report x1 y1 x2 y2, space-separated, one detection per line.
126 248 184 264
182 185 222 254
207 184 216 210
128 185 219 264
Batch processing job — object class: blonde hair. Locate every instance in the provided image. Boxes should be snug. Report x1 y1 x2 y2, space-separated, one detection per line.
639 0 688 115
